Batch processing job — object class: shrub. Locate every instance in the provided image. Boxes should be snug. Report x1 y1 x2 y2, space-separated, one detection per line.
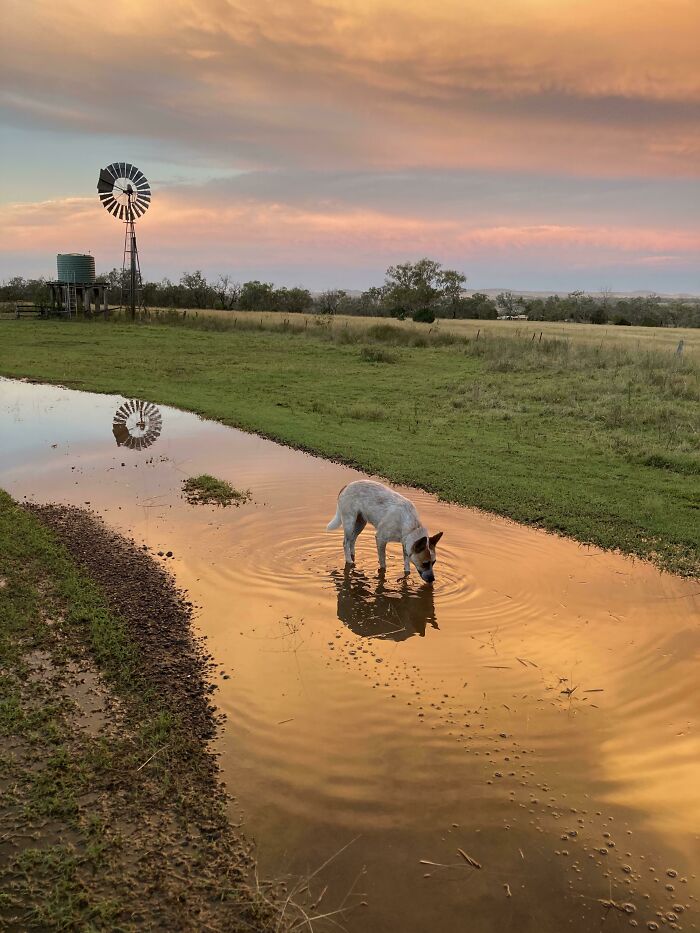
359 346 397 364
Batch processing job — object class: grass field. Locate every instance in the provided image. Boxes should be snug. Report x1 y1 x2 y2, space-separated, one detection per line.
185 309 700 357
1 317 698 575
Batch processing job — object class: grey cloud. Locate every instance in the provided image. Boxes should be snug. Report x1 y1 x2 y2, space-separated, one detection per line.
168 168 700 230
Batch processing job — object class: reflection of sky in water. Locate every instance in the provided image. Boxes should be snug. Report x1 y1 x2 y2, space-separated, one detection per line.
0 378 196 472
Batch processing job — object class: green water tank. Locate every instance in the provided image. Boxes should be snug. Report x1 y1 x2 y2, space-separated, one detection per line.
56 253 95 284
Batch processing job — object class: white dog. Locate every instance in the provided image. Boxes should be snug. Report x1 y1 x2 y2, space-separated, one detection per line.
327 480 443 582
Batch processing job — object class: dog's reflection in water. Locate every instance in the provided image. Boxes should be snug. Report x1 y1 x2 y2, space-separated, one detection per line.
330 567 438 641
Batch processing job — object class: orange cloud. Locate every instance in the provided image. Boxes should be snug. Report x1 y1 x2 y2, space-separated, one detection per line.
2 0 699 176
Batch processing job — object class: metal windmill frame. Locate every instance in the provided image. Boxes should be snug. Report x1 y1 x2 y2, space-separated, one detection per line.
97 163 151 320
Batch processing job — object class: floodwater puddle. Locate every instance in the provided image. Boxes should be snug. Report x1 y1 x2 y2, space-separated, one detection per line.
1 377 698 932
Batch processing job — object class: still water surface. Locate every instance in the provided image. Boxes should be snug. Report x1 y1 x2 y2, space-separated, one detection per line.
1 378 698 932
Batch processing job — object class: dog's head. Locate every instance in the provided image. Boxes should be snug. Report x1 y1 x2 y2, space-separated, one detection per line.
411 532 443 583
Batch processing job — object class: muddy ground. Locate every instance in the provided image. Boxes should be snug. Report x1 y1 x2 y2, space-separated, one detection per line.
0 500 292 932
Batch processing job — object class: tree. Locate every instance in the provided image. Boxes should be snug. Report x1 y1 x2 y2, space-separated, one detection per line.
382 259 468 320
180 271 212 309
315 289 347 315
460 292 497 319
238 280 275 311
439 269 468 317
359 286 387 316
496 292 524 317
273 287 313 313
383 258 443 318
213 274 241 311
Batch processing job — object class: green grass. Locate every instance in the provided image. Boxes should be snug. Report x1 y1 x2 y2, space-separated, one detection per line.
1 319 698 575
182 474 251 506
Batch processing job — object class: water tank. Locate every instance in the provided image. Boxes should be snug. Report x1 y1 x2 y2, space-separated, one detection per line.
57 253 95 284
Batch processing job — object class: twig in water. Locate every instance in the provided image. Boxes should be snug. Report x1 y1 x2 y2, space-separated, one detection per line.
457 849 482 869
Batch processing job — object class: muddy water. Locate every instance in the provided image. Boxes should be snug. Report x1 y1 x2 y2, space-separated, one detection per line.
1 378 698 932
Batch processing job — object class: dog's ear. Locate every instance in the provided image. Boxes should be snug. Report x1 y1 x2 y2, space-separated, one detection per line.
429 532 443 548
412 536 428 553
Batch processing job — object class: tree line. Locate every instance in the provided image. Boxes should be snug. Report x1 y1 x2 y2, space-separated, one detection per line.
2 259 698 327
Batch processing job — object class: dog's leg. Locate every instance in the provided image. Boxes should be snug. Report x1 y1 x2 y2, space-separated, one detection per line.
402 543 411 576
344 513 367 565
376 535 387 570
343 530 354 565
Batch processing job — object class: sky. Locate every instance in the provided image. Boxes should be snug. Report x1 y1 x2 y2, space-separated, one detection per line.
1 0 699 293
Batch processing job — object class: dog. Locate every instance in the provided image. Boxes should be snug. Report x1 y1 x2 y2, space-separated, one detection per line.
326 480 443 583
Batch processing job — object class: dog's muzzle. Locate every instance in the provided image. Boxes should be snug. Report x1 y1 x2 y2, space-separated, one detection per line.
420 571 435 584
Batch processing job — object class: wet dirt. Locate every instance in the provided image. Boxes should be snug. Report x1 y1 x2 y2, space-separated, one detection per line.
1 377 699 932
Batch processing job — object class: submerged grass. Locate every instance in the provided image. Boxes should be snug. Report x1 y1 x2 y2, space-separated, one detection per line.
183 474 251 506
0 318 698 575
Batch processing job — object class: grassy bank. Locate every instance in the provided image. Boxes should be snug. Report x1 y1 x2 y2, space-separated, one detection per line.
0 490 286 931
0 318 698 575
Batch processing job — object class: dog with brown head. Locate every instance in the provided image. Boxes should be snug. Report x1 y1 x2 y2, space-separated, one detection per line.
410 531 443 583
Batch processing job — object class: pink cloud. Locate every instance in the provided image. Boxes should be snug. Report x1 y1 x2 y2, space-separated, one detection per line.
2 192 696 279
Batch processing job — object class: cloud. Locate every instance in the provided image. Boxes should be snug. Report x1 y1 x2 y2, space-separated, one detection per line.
2 0 699 176
2 1 698 290
2 182 697 289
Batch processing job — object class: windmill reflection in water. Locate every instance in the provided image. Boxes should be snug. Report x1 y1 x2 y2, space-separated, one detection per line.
330 568 438 641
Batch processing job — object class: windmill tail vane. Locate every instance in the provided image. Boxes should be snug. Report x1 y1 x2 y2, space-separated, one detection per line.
97 162 151 319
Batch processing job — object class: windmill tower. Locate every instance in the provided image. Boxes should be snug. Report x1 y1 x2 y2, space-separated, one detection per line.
97 163 151 319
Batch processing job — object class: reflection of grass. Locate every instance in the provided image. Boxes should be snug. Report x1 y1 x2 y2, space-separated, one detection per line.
1 321 699 575
182 474 250 506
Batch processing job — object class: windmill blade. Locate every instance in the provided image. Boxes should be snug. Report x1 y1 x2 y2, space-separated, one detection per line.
97 161 150 223
97 170 115 193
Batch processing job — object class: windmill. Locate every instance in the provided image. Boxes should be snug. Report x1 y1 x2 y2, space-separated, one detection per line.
97 163 151 319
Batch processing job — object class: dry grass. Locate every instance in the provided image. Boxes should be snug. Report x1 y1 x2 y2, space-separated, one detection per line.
140 306 700 358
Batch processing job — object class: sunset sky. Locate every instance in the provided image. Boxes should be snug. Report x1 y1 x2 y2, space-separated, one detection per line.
1 0 698 292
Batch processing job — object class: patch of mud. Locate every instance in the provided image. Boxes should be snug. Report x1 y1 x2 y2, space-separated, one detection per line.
25 649 117 738
26 502 217 744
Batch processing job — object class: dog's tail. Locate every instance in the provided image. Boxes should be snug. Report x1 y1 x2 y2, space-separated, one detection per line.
326 508 342 531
